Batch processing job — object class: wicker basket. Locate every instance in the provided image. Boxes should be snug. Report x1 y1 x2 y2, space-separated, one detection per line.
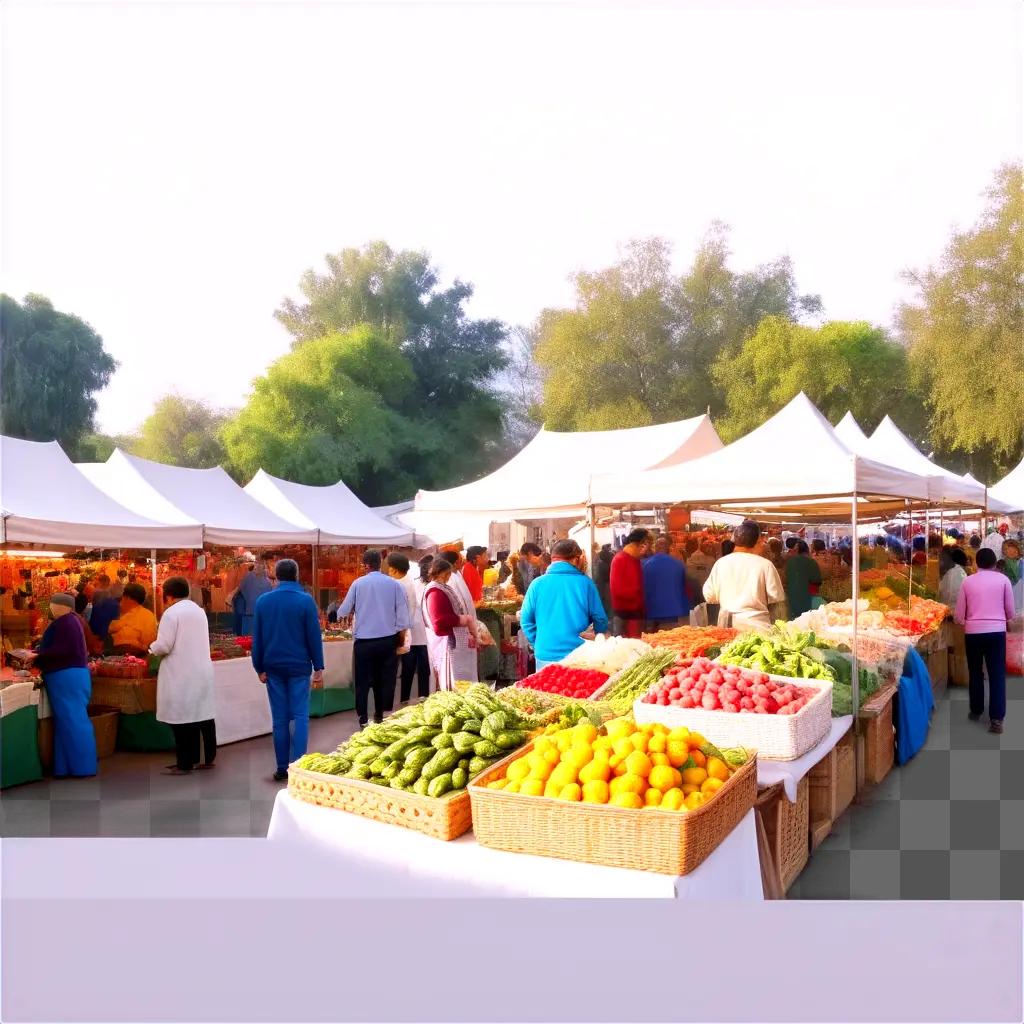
633 674 832 762
757 778 809 893
468 741 757 876
41 705 120 766
287 763 472 841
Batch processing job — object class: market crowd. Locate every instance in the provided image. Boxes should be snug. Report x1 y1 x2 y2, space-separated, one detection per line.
24 518 1021 786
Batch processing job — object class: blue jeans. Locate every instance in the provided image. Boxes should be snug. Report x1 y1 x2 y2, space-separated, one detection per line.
265 673 311 772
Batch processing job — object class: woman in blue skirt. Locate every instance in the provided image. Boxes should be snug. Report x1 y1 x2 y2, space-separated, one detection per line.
33 593 97 778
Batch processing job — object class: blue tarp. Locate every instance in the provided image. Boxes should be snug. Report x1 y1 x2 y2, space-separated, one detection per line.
893 646 935 765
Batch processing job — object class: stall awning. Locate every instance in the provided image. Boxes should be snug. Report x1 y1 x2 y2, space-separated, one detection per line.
589 394 935 514
77 451 317 546
1 436 202 549
244 471 413 546
414 415 723 518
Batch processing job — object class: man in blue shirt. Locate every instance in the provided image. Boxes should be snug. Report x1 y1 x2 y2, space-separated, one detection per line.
239 560 273 635
521 539 609 669
339 549 412 727
252 559 325 781
642 536 690 632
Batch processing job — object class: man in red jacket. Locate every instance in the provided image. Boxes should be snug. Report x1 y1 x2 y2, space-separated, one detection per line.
610 528 652 638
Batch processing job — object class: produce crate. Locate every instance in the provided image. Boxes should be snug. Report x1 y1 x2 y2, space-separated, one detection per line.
926 647 949 702
756 777 809 894
949 624 968 686
860 682 895 787
287 762 473 841
90 675 156 715
808 728 856 848
37 703 119 769
633 675 833 762
469 741 757 876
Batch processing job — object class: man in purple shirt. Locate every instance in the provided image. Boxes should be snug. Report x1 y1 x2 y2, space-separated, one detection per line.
955 547 1015 734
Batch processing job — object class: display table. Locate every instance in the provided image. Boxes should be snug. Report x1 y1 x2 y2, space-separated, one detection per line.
1 681 42 789
267 790 764 900
757 716 854 802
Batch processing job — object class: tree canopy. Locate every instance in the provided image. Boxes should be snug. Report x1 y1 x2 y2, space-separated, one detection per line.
129 395 230 469
713 316 915 441
0 294 117 457
532 230 822 431
900 162 1024 480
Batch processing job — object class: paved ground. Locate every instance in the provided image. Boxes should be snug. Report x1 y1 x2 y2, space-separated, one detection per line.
2 680 1021 900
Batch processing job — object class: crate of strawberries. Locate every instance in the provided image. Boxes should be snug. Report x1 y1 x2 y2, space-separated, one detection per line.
515 664 609 700
634 655 833 761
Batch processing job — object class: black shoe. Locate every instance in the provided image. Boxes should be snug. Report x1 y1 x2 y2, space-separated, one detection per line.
358 720 368 729
989 719 1004 734
273 770 288 782
373 716 384 724
968 712 982 722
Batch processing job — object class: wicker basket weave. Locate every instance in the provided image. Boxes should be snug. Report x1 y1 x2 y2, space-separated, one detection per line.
633 674 833 762
469 741 757 876
757 778 810 893
287 763 473 841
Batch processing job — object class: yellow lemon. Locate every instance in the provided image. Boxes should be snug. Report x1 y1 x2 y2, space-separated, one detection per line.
528 761 553 782
556 734 572 753
650 752 670 767
668 727 691 744
543 747 560 766
558 783 583 802
544 780 561 798
612 737 634 760
534 736 554 755
630 732 649 752
688 749 707 769
639 722 658 736
707 757 730 782
687 732 707 748
594 736 612 751
520 778 544 797
506 759 530 782
606 718 635 740
613 761 629 777
625 750 653 778
681 784 699 795
594 747 611 762
701 777 725 796
549 762 578 790
684 791 706 811
617 773 646 796
566 746 593 770
651 722 669 735
610 791 644 809
644 787 663 807
579 759 611 784
486 778 507 790
667 741 690 768
681 767 708 787
648 764 678 793
582 779 610 804
661 788 685 811
574 722 598 744
504 780 521 794
647 733 667 754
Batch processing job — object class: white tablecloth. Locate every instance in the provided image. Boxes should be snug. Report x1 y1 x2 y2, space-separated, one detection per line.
756 716 853 802
321 641 353 688
267 790 764 900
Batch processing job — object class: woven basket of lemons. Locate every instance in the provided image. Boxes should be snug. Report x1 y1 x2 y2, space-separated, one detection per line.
468 716 756 875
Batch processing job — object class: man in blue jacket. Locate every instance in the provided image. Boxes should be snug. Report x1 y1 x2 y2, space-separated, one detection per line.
521 539 609 669
252 559 325 782
642 535 690 632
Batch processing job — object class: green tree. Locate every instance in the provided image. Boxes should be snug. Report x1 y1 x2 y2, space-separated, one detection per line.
713 316 914 441
223 326 469 504
900 163 1024 481
78 432 137 463
128 395 230 468
532 230 821 430
274 241 509 487
0 294 117 456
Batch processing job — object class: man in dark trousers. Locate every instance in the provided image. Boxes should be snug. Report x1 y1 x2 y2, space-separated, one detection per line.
252 559 324 782
339 549 412 728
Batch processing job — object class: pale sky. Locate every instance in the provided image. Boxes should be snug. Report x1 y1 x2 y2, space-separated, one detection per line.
3 0 1021 436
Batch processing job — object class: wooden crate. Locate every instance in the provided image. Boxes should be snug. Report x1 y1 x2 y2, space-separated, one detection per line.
949 623 969 686
860 683 895 786
757 779 809 894
927 647 949 702
808 729 856 849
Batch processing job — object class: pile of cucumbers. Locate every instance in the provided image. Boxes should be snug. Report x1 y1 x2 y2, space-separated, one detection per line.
293 684 528 798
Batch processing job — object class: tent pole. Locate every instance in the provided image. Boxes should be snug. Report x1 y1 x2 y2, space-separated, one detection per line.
312 539 320 612
851 479 861 799
588 505 596 579
151 549 158 615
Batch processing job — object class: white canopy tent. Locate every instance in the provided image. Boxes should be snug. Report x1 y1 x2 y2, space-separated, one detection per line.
590 394 933 519
990 457 1024 514
834 411 871 452
245 471 413 546
1 436 202 549
414 415 723 519
78 451 316 546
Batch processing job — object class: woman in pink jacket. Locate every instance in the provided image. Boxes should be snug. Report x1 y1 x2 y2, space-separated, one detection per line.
955 546 1014 734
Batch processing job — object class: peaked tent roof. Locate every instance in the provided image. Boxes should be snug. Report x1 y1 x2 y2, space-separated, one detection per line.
863 417 984 507
834 411 871 452
78 451 316 546
1 436 202 548
415 415 723 518
244 471 413 546
990 458 1024 513
590 393 933 516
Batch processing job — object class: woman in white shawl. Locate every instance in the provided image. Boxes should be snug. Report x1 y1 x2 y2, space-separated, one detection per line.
421 558 478 690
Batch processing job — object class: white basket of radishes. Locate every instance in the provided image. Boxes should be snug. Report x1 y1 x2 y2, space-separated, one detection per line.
633 655 833 761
